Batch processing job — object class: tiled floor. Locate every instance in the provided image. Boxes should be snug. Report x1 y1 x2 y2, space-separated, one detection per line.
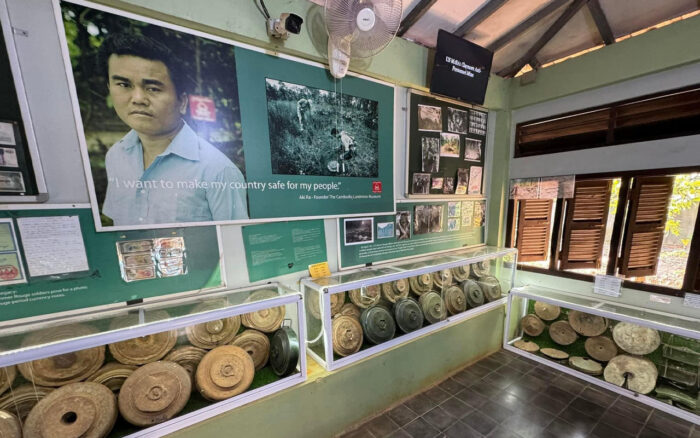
338 349 700 438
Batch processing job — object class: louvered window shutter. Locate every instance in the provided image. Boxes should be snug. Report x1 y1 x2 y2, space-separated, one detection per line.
559 180 612 270
515 199 553 262
618 176 674 277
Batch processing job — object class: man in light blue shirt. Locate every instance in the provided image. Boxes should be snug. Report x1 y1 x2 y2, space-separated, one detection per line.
99 33 248 225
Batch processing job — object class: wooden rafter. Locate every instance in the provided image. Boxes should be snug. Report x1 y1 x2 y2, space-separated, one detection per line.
587 0 615 45
453 0 509 37
487 0 570 52
397 0 439 37
498 0 589 77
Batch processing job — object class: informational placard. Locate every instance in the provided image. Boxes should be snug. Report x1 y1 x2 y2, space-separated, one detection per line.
59 1 394 231
0 209 223 323
510 175 575 200
594 275 622 298
242 220 327 282
0 219 25 285
338 200 486 269
683 293 700 309
17 216 89 277
406 90 486 197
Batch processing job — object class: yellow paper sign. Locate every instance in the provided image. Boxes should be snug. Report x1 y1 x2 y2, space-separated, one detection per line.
308 261 332 279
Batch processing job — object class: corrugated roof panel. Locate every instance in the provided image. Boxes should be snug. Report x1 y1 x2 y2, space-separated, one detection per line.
599 0 698 38
464 0 555 48
535 7 601 65
402 0 487 47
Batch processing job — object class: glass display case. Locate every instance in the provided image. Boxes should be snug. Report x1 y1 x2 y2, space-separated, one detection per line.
505 285 700 424
302 246 517 370
0 283 306 437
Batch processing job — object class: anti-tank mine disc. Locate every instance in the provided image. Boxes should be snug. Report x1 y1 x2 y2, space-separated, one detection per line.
241 289 286 333
232 329 270 371
0 410 20 438
24 382 117 438
569 357 604 376
533 302 561 321
612 322 661 356
360 306 396 345
394 297 424 333
339 302 362 320
348 285 381 309
85 362 138 392
476 275 502 302
185 300 241 349
195 345 254 402
585 336 618 362
470 261 490 278
269 326 300 377
549 320 578 346
409 274 433 296
0 384 53 419
461 279 485 308
108 310 177 365
520 314 545 337
381 279 409 304
432 269 453 290
331 315 363 357
568 310 608 337
540 348 569 361
451 265 470 282
419 292 446 324
0 366 16 397
119 361 192 426
164 346 207 390
603 355 658 394
513 340 539 353
443 285 467 315
18 324 105 387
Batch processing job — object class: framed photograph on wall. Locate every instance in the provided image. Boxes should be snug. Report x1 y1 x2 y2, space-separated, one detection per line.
405 89 487 198
56 0 395 231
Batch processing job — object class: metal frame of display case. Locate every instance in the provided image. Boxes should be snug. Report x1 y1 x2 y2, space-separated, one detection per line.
0 282 307 438
504 285 700 425
303 246 518 371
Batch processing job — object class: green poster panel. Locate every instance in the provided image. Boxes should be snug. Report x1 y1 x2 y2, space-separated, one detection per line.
242 220 327 282
339 200 486 269
236 48 395 219
0 209 222 322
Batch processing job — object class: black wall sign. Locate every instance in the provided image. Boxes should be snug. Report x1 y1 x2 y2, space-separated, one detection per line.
430 30 493 105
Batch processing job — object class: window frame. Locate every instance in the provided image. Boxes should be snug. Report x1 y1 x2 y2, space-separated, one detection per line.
508 166 700 297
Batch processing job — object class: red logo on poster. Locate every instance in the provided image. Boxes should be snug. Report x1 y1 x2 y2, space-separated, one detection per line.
372 181 382 193
0 265 18 280
189 96 216 122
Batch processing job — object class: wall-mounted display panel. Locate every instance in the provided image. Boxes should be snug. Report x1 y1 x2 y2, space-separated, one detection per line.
405 89 487 198
0 5 47 202
505 285 700 425
338 200 486 270
0 283 306 437
0 208 222 323
56 0 394 231
303 246 517 371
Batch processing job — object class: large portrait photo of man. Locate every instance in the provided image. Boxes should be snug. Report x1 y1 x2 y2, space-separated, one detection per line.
60 2 248 228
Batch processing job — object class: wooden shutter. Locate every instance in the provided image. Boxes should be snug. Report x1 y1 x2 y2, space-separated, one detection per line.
515 199 553 262
618 176 674 277
559 180 612 270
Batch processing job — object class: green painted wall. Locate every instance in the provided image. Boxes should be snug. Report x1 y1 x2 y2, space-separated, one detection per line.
171 307 505 438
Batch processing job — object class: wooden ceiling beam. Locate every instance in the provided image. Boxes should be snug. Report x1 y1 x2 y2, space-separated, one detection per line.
397 0 439 37
453 0 509 37
487 0 570 52
498 0 589 77
587 0 615 45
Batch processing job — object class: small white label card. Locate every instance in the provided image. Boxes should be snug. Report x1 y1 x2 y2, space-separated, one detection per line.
683 293 700 309
17 216 89 277
649 294 672 305
0 122 15 146
594 274 622 298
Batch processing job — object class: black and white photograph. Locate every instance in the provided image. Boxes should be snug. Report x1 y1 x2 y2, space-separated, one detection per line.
417 105 442 131
443 177 455 194
344 218 374 245
413 205 431 235
377 222 394 239
0 148 18 167
421 137 440 172
455 168 469 195
440 133 460 157
469 110 487 136
396 210 411 240
430 205 443 233
469 166 483 194
266 78 379 178
431 177 444 190
0 171 25 192
61 2 249 228
447 107 468 134
464 138 482 162
447 218 460 232
0 122 15 146
412 173 431 194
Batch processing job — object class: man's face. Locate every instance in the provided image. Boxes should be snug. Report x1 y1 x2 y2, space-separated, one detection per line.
107 54 187 137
